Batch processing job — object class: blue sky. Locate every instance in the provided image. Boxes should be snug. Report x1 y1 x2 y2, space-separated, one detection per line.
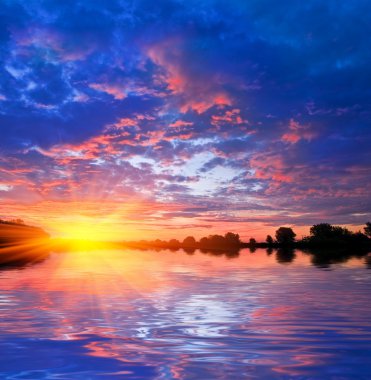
0 0 370 239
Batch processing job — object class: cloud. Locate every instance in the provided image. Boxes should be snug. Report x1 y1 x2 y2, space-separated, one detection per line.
0 0 369 237
89 83 126 100
146 38 232 113
282 119 317 144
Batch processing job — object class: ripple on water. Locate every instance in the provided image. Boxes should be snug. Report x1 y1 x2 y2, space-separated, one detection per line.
0 248 370 379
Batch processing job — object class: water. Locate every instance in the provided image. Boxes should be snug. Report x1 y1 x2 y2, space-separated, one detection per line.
0 247 370 379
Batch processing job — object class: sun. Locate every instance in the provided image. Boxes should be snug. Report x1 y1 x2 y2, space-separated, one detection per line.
44 205 147 243
63 223 100 240
55 220 120 242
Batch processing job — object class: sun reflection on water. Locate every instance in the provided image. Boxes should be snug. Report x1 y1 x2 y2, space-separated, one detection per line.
0 246 370 379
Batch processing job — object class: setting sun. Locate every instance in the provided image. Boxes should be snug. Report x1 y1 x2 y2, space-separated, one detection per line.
53 217 126 242
58 222 105 241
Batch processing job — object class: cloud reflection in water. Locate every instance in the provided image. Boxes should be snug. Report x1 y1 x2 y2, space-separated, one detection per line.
0 248 370 379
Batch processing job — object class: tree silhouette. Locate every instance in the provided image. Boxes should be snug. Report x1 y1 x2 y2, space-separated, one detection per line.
0 218 25 225
275 227 296 245
224 232 241 246
309 223 334 240
10 219 25 225
309 223 351 240
249 238 256 246
307 223 355 245
266 235 274 245
183 236 196 247
168 239 180 247
364 222 371 238
197 233 241 249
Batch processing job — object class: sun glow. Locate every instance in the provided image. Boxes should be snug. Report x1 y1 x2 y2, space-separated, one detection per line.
25 200 156 242
53 216 129 242
58 223 107 241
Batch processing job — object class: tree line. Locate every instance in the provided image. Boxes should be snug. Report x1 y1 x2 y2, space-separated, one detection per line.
0 218 49 243
128 222 371 251
132 232 242 250
265 222 371 248
0 218 25 226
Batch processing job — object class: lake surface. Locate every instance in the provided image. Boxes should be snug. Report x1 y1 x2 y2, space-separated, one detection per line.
0 247 370 379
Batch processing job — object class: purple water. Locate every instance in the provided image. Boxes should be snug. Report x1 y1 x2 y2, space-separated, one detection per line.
0 248 370 379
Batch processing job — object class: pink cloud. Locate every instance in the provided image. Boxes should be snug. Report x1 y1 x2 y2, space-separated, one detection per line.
110 117 138 129
211 108 248 127
89 83 126 100
169 120 193 128
146 38 232 114
250 153 294 183
179 94 231 114
282 119 316 144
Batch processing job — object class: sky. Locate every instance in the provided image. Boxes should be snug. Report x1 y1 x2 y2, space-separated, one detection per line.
0 0 370 241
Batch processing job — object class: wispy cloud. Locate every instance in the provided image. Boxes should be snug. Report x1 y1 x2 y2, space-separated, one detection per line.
0 0 369 239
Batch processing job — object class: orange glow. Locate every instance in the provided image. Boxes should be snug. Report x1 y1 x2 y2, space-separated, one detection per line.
0 238 53 266
0 198 366 242
55 219 120 242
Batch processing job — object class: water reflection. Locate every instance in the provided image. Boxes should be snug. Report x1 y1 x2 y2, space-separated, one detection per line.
0 239 50 268
0 246 370 379
1 240 370 270
275 247 296 264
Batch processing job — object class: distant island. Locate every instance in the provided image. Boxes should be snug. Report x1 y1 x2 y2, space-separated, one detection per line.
0 219 50 245
0 219 50 266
